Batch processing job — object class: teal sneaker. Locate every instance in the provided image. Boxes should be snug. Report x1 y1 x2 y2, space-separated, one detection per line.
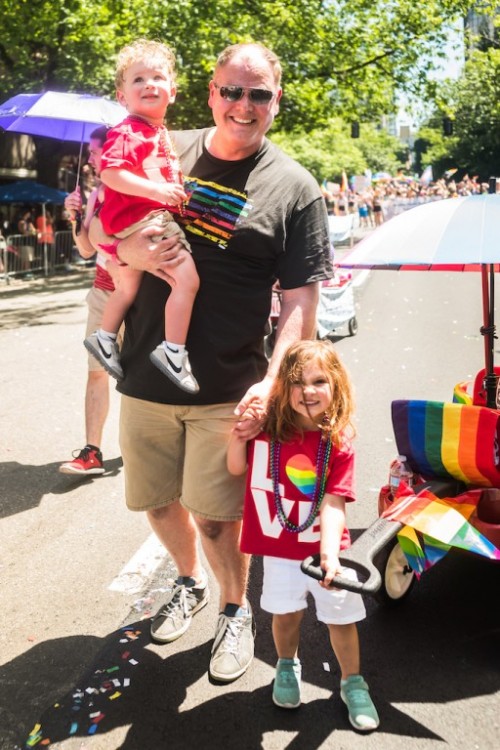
272 658 302 709
340 675 379 731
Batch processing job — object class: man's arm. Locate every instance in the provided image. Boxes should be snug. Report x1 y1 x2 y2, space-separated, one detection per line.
233 282 319 434
266 283 319 379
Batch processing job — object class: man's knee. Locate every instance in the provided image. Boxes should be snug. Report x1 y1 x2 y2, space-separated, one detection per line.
196 517 226 541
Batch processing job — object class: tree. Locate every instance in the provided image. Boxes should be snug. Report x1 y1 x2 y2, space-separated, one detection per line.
415 42 500 180
0 0 484 126
271 119 405 182
0 0 487 183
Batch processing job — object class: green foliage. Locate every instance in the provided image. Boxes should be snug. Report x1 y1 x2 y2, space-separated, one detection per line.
415 43 500 180
0 0 480 128
270 119 404 182
0 0 486 183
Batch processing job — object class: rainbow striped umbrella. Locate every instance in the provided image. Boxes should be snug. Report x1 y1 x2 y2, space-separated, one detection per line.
338 194 500 407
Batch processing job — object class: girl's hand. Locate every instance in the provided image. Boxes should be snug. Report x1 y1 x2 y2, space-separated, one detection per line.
232 403 267 441
319 552 342 589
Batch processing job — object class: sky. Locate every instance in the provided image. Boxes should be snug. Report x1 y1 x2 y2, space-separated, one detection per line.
397 21 464 130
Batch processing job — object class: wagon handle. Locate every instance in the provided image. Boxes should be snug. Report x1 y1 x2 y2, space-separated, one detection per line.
301 516 402 594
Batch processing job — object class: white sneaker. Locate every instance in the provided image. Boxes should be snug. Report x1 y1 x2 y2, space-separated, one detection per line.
149 345 200 393
84 332 123 380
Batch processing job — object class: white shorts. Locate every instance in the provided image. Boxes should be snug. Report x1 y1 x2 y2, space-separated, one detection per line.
261 556 366 625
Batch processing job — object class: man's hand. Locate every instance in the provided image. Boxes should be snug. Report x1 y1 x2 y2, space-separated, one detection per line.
64 186 82 220
234 376 274 418
89 220 187 285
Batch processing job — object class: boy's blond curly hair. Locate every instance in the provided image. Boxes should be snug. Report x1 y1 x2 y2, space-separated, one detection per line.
115 39 177 89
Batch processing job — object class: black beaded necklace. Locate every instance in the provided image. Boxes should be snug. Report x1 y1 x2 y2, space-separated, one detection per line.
270 432 332 533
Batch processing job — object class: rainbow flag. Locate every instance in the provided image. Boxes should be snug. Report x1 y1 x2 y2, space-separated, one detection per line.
384 488 500 573
452 381 473 405
396 526 449 574
391 400 500 487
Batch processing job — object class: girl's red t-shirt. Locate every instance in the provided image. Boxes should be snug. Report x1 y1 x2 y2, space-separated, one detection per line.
240 431 355 560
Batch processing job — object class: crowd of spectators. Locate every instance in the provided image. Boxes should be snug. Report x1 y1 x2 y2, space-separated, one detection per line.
322 172 494 227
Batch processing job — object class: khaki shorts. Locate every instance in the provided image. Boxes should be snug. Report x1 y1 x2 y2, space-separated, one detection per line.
116 209 191 253
120 395 246 521
85 286 123 372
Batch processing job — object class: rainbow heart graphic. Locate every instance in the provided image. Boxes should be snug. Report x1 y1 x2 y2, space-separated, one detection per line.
285 454 317 498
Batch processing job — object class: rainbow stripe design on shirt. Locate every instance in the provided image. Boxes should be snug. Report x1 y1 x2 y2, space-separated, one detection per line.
181 177 251 249
391 399 500 488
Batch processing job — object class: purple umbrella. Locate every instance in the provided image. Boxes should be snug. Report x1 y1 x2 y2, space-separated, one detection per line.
0 91 126 142
0 91 127 186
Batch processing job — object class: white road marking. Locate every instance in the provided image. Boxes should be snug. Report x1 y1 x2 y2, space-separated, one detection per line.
108 533 168 594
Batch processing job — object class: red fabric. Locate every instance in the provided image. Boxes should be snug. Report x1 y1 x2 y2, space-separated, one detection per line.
100 116 183 235
240 432 355 560
94 262 114 292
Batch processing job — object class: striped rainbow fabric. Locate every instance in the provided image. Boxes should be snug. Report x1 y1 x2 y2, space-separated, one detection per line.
391 400 500 488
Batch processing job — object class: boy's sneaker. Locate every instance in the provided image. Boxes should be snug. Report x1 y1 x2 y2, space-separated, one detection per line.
209 603 255 682
340 675 380 731
84 332 123 380
272 658 302 709
59 445 105 475
150 577 209 643
149 345 199 394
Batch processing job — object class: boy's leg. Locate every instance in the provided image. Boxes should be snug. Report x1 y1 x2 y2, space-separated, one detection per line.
163 252 199 343
85 266 143 380
101 266 143 333
150 250 200 392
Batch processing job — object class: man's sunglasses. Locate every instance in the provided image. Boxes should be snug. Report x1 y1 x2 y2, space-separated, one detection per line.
213 83 274 104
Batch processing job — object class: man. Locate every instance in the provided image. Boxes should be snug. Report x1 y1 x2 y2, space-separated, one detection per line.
60 126 119 475
102 42 333 681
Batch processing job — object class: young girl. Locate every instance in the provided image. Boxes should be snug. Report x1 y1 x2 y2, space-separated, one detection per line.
228 340 379 731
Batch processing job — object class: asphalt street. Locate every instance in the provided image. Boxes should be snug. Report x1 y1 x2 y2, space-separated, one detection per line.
1 257 499 750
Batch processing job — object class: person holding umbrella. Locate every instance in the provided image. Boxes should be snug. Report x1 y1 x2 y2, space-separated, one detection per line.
59 126 119 476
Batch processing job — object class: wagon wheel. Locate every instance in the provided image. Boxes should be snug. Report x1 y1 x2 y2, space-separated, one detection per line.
372 537 415 605
348 316 358 336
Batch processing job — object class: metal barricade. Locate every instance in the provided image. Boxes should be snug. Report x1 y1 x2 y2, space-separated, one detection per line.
4 234 39 279
1 230 79 281
54 230 77 269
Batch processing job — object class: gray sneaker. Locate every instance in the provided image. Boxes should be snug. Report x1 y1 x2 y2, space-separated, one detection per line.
84 331 123 380
209 604 255 682
149 345 199 394
150 581 209 644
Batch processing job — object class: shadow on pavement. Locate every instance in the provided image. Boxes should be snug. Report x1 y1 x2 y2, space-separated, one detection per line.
0 457 123 520
2 538 499 749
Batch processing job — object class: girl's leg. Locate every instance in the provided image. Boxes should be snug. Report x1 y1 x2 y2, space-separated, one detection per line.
327 622 379 731
272 611 304 658
85 266 143 381
326 622 360 680
272 611 304 709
